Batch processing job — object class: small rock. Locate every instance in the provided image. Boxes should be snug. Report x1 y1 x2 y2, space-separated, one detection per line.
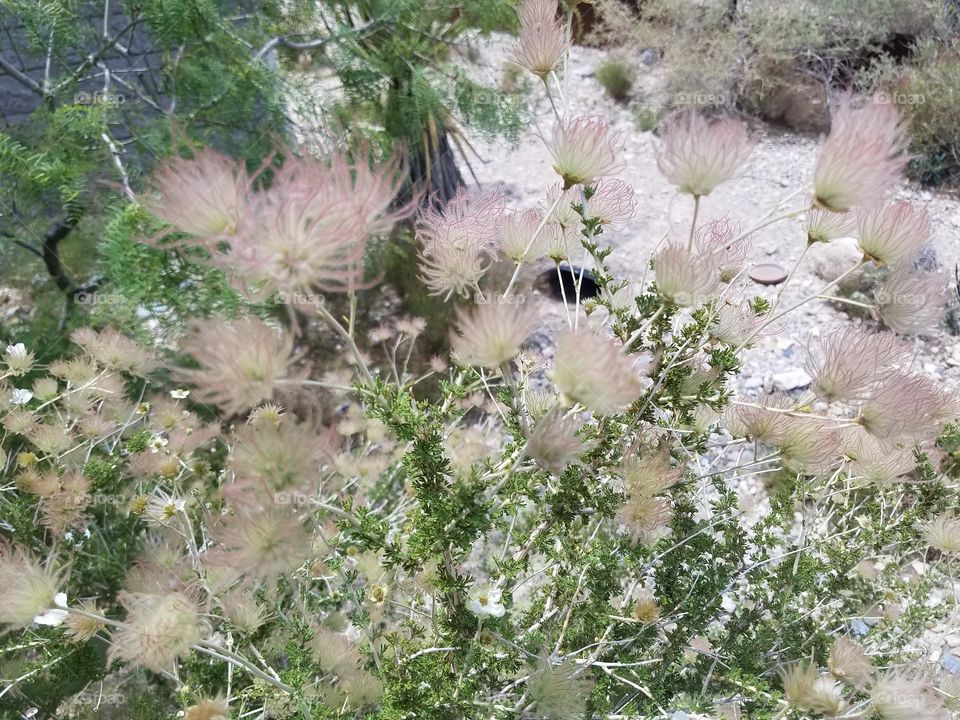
942 652 960 673
952 212 960 228
772 369 811 391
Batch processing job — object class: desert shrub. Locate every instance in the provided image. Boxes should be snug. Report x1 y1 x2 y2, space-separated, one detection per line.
1 2 960 720
592 0 950 136
864 39 960 184
633 104 659 132
595 59 635 102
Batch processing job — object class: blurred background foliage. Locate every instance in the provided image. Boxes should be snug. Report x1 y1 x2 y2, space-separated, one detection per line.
0 0 526 356
591 0 960 184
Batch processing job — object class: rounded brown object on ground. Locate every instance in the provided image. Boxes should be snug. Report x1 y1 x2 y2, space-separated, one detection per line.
749 263 789 285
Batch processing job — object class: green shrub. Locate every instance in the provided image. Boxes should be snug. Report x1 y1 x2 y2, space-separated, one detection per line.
633 105 659 132
595 59 635 102
864 39 960 184
593 0 956 156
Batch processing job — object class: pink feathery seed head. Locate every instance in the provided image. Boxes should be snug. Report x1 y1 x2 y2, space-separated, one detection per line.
842 426 916 486
723 392 792 443
805 207 856 244
552 329 649 415
498 208 550 263
656 112 752 197
418 236 490 300
517 0 560 26
415 191 503 299
779 662 847 716
543 183 580 228
543 115 625 189
828 636 874 688
185 697 231 720
229 418 337 502
858 371 942 442
709 299 760 347
0 544 62 627
543 223 583 263
205 146 408 300
805 325 909 403
71 326 156 376
618 493 672 546
775 415 843 475
875 267 949 335
813 98 909 213
856 201 931 268
177 317 298 417
210 506 311 583
871 669 952 720
525 408 596 474
277 145 413 237
585 178 637 229
939 673 960 713
331 148 414 236
108 590 208 671
695 215 750 282
242 173 369 298
922 512 960 555
416 188 504 254
511 13 570 79
450 297 539 369
619 445 682 497
142 147 256 242
652 241 722 307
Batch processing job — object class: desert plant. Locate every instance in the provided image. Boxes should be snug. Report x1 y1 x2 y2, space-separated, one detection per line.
864 38 960 184
591 0 951 137
595 58 635 102
1 2 959 720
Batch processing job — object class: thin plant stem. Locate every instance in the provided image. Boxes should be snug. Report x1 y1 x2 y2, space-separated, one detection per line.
687 194 701 252
736 258 869 352
504 192 565 297
768 242 810 316
317 302 374 385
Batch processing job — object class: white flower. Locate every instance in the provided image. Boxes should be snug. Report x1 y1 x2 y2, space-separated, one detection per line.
33 592 69 626
148 435 169 453
6 343 28 358
467 583 506 618
146 492 187 525
170 388 190 399
10 388 33 405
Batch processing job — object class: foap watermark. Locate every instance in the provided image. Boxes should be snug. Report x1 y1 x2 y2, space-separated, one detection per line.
874 91 925 106
674 91 729 107
473 292 528 305
74 290 125 307
275 291 326 307
273 491 317 507
873 289 929 307
74 689 126 707
74 91 126 106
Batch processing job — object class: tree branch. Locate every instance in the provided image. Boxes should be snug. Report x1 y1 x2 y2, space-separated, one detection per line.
52 18 140 94
254 20 379 60
0 55 46 98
